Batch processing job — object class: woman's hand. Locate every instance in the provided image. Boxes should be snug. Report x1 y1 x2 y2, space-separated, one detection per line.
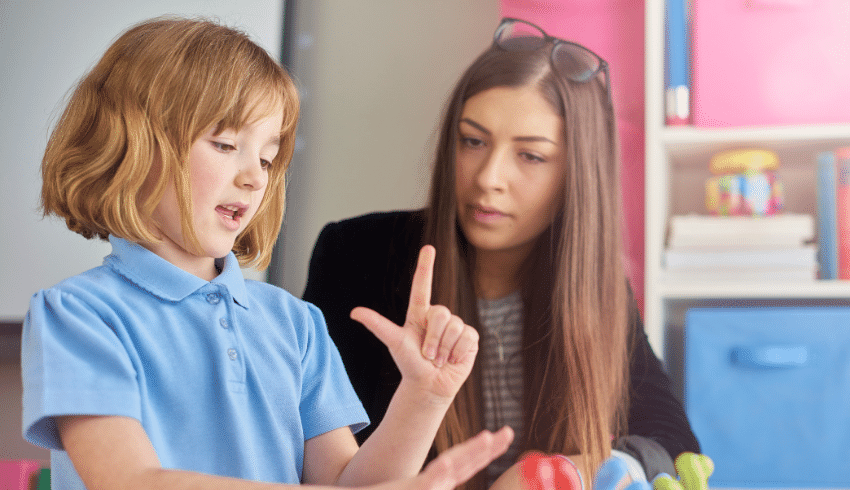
350 245 478 403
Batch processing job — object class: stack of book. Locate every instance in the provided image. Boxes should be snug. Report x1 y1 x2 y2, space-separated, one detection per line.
664 214 817 281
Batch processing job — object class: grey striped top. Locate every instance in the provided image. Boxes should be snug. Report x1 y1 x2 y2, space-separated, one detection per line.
478 290 524 485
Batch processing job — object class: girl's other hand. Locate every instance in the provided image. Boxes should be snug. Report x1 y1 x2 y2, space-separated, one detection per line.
350 245 478 403
404 427 514 490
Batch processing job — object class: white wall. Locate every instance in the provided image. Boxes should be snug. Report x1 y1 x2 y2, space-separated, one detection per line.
280 0 498 296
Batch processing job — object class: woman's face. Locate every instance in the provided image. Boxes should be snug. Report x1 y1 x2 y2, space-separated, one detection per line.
454 85 566 261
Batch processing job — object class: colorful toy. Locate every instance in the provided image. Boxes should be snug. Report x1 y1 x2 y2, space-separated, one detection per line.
593 457 651 490
518 451 711 490
705 148 783 216
519 452 583 490
652 452 714 490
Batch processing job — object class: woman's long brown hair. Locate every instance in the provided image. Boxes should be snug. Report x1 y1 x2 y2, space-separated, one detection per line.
424 43 630 488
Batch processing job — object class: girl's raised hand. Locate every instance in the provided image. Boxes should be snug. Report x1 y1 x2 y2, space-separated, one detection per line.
350 245 478 402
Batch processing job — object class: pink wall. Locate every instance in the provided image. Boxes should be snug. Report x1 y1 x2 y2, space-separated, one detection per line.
499 0 646 309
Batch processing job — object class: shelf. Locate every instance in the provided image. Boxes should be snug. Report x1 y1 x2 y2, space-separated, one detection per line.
655 278 850 299
662 124 850 163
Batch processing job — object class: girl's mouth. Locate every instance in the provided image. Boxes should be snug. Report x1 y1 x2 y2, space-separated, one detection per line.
218 205 245 219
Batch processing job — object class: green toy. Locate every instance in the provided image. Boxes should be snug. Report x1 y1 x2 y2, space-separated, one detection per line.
652 452 713 490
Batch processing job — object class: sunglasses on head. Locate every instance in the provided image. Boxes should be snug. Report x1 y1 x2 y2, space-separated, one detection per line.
493 18 611 105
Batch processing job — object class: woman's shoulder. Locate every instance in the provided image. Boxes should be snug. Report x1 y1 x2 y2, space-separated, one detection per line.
314 209 426 264
320 209 425 241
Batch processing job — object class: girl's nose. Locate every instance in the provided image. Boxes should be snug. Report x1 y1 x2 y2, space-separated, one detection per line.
236 156 268 190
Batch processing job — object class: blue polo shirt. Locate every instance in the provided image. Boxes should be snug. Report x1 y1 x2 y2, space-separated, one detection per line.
22 236 368 489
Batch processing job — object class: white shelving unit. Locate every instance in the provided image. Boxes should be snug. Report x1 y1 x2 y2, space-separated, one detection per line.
642 0 850 362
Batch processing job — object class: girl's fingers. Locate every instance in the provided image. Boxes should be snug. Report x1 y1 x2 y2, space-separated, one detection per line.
448 324 479 365
434 314 465 367
421 305 451 362
406 245 436 324
419 427 514 490
350 306 403 351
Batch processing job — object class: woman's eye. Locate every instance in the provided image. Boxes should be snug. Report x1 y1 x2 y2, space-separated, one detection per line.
461 136 485 149
260 159 272 170
520 152 545 163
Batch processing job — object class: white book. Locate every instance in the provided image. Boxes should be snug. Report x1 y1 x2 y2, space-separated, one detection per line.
662 265 818 282
667 214 815 249
664 245 818 269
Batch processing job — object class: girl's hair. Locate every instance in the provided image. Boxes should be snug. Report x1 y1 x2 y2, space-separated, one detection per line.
424 41 630 486
41 16 299 270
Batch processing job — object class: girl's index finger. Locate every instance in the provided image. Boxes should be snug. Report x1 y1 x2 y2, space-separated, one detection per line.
407 245 436 322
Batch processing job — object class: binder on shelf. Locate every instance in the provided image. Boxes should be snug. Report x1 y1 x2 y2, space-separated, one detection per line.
664 0 689 125
691 0 850 127
817 151 838 279
837 148 850 279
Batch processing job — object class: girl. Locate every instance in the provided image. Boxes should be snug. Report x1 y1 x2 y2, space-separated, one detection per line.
22 16 512 490
303 18 700 490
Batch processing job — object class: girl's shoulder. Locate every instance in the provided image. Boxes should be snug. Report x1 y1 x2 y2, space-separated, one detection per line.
37 264 123 299
244 279 324 323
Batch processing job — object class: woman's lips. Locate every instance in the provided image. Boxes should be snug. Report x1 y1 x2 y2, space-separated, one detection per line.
471 205 508 223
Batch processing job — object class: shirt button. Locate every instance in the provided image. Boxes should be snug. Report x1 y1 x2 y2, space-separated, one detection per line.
219 318 230 329
206 293 221 305
227 348 238 360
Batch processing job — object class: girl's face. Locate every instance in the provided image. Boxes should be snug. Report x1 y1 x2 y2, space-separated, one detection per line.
145 111 283 279
454 85 566 263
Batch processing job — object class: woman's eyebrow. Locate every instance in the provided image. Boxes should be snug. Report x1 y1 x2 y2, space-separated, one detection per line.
459 118 490 135
460 118 557 145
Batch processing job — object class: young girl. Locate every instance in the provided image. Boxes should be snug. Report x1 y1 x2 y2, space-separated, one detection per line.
21 16 513 490
303 18 700 490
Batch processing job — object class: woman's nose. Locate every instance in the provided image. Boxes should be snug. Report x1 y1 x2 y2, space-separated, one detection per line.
476 149 508 191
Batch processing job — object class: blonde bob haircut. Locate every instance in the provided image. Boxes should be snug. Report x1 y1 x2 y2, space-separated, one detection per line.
41 16 299 270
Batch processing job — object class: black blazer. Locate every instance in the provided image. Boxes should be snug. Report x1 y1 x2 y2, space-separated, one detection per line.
303 210 700 466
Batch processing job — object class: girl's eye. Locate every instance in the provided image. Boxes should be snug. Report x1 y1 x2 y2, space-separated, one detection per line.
260 159 272 170
212 141 236 152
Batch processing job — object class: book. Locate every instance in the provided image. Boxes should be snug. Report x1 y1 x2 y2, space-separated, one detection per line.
667 214 814 249
663 266 817 282
665 0 690 125
664 245 817 269
837 147 850 279
817 150 838 279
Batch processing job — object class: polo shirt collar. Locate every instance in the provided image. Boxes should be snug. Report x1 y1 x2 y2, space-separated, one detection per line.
105 236 249 308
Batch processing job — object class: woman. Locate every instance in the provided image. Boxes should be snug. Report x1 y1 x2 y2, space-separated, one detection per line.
303 18 699 489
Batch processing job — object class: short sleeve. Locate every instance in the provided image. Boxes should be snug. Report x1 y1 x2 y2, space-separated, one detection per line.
21 289 141 450
298 302 369 439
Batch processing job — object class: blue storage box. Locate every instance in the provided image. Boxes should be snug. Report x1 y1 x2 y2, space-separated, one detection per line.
685 307 850 488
